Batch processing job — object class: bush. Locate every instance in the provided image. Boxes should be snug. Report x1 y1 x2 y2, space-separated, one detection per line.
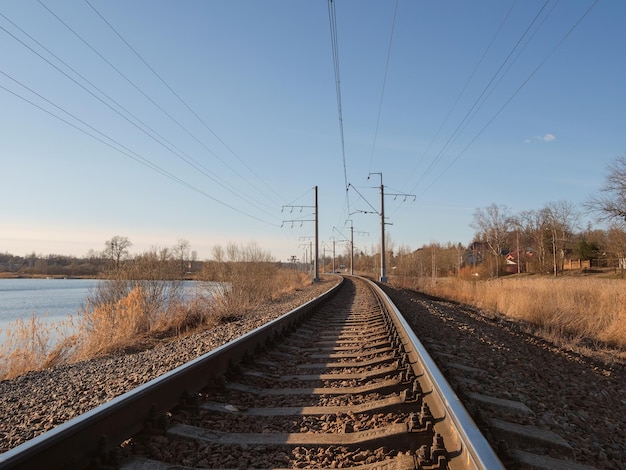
0 243 312 379
200 242 309 319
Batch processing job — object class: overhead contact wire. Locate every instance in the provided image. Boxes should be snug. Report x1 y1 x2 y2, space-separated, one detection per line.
367 0 399 175
327 0 350 215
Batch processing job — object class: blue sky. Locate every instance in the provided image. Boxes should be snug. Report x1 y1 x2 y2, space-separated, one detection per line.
1 0 624 262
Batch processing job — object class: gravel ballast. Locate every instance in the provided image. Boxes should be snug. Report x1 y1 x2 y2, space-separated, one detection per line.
0 278 339 453
1 276 625 470
381 283 626 470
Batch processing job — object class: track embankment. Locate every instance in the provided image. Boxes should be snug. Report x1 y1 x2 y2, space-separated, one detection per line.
381 283 626 470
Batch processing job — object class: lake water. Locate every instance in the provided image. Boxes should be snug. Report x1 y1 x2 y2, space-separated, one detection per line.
0 278 211 341
0 278 98 335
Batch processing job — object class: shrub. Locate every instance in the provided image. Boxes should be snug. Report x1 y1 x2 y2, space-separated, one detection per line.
200 242 310 319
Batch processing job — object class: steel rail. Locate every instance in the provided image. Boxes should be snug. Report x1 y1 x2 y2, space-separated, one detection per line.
0 278 343 470
1 275 504 469
365 277 504 470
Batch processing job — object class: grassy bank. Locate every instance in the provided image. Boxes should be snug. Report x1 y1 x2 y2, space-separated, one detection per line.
392 274 626 356
0 266 312 380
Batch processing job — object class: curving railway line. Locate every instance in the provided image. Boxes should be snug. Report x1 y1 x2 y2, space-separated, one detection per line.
2 275 606 469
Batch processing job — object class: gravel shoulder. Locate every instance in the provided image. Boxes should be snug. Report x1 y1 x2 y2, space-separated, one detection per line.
0 277 340 453
2 276 624 469
380 283 626 469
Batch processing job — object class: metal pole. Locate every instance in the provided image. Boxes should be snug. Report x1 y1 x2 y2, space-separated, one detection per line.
350 222 354 275
332 239 336 273
380 179 387 283
314 185 319 282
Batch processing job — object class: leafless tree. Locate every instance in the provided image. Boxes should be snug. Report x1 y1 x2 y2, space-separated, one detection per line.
103 236 132 270
585 154 626 224
173 238 191 278
606 224 626 274
471 204 511 277
91 247 184 327
543 201 579 276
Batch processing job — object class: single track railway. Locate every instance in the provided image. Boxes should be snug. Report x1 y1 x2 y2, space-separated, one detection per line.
0 276 502 469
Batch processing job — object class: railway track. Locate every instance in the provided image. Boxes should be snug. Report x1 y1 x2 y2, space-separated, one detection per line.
1 276 504 469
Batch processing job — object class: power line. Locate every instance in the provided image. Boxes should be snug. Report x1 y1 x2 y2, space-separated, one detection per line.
413 0 600 201
402 0 518 192
83 0 286 208
34 0 278 216
0 70 278 227
367 0 399 175
327 0 350 208
408 0 554 196
1 9 277 218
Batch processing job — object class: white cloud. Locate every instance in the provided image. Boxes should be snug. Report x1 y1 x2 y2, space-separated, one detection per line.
524 133 556 143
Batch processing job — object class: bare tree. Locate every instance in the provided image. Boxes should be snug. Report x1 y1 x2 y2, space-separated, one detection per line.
91 247 183 329
172 238 191 278
103 236 132 270
606 224 626 274
586 154 626 224
471 204 511 277
543 201 579 276
201 242 277 314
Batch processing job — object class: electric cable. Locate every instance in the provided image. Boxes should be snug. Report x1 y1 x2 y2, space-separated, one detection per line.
0 70 278 226
402 0 518 191
32 1 279 216
413 0 600 202
367 0 399 175
0 12 277 219
327 0 350 212
83 0 286 207
408 0 553 196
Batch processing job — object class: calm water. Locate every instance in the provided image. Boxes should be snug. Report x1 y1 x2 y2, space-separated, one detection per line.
0 278 98 335
0 278 211 340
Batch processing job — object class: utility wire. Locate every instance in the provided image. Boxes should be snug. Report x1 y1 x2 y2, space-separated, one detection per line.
347 184 379 214
327 0 350 210
413 0 600 201
367 0 399 175
83 0 286 207
1 10 276 218
34 1 277 216
408 0 553 195
0 71 278 226
402 0 518 191
446 0 560 156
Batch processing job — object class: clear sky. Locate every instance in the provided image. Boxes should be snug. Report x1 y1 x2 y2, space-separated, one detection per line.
1 0 624 262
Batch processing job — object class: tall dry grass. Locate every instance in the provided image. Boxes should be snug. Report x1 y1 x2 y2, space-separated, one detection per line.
0 257 312 380
0 314 75 380
402 276 626 349
72 286 152 360
201 242 311 320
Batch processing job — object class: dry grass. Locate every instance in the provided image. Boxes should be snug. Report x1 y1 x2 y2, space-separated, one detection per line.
0 264 312 380
0 314 75 380
271 269 311 299
72 286 153 360
399 275 626 351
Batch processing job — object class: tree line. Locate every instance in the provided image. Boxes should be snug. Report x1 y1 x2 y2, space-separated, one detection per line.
3 154 625 279
0 236 199 278
327 154 626 279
